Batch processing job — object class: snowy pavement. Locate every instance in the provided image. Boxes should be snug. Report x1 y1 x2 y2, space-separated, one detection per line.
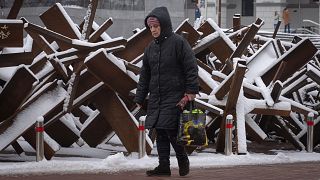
0 149 320 176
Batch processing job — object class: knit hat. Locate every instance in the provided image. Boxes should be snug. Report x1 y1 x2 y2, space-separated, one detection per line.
147 16 160 27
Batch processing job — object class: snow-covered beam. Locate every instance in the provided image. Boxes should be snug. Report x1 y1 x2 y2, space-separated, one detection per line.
114 27 153 62
0 65 38 122
216 62 246 153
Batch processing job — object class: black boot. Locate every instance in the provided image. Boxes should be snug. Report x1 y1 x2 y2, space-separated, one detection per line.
146 164 171 176
178 158 189 176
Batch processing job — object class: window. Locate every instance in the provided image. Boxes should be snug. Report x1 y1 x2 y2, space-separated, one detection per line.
242 0 254 16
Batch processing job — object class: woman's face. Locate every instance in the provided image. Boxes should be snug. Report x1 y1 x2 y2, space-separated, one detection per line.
149 24 161 38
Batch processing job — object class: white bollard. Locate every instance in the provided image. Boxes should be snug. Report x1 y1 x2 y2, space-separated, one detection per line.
138 117 146 158
225 114 233 156
35 116 44 162
307 112 314 153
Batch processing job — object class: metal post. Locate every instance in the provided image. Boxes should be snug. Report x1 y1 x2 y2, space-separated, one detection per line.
218 0 221 27
205 0 208 19
307 112 314 153
298 0 301 29
35 116 44 162
225 114 233 156
138 117 146 158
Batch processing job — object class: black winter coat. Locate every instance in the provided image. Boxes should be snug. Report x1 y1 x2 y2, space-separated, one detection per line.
134 7 199 129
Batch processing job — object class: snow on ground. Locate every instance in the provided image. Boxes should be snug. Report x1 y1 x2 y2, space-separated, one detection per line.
0 144 320 176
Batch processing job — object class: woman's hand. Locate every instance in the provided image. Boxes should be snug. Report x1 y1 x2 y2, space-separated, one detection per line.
185 93 196 101
176 94 196 110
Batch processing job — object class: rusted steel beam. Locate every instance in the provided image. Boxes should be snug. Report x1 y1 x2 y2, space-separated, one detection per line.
228 26 250 43
281 116 302 135
43 105 65 128
276 39 286 56
250 107 290 117
82 0 98 40
175 20 201 46
48 57 69 82
243 83 263 99
197 59 213 74
92 87 153 154
114 27 153 62
45 118 79 147
40 3 80 40
223 19 262 74
262 39 317 85
50 39 126 64
259 115 302 150
193 38 217 58
258 115 273 134
270 81 283 103
26 22 127 51
11 141 24 155
211 38 234 65
212 74 224 83
283 79 309 98
283 68 307 89
272 20 281 39
72 82 104 110
0 65 38 122
197 20 215 38
233 14 241 32
198 76 212 95
64 62 83 113
24 26 56 55
89 18 113 43
306 65 320 85
85 49 137 103
22 129 57 160
232 15 241 45
30 73 58 100
0 20 23 47
206 115 222 142
245 115 267 143
0 52 33 67
0 83 66 158
45 77 103 130
245 40 278 81
124 62 140 75
29 56 48 75
22 80 59 111
214 71 234 100
80 111 114 147
43 91 98 149
74 70 101 99
216 62 246 153
292 36 303 44
72 108 89 124
270 61 287 85
291 104 312 117
195 99 223 116
274 116 303 150
193 36 234 66
24 22 73 48
7 0 24 19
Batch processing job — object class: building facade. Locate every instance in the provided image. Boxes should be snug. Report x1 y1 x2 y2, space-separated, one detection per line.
0 0 319 37
200 0 319 32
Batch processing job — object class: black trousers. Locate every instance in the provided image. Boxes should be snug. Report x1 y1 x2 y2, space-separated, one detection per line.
156 128 188 166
